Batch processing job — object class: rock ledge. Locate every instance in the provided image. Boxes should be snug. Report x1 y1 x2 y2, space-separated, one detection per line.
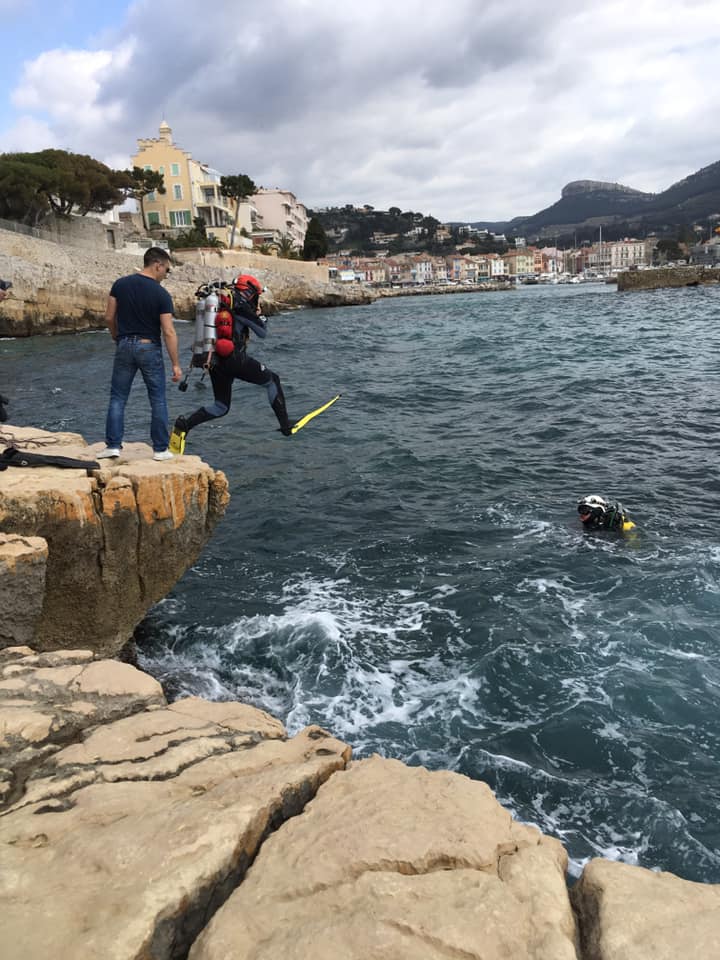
2 646 719 960
0 424 229 656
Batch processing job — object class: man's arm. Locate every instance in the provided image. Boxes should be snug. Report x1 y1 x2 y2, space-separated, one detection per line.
160 313 183 382
105 295 118 340
233 299 267 339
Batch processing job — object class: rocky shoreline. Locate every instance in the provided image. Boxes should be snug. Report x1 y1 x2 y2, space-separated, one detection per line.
0 424 229 655
0 229 374 338
3 642 719 960
2 424 720 958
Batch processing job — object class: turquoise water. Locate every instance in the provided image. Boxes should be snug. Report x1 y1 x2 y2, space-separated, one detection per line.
3 282 720 883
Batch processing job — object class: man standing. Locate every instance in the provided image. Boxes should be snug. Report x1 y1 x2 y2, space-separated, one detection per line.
98 247 182 460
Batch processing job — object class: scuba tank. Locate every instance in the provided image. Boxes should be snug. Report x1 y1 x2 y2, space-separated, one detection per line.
178 280 225 391
191 291 207 368
203 288 219 359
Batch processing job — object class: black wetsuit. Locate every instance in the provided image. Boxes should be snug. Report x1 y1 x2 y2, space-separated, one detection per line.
579 502 632 531
178 290 293 435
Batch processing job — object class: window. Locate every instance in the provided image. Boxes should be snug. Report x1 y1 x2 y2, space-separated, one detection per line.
171 163 180 177
147 212 160 226
170 210 191 227
147 191 156 202
173 184 183 200
144 165 152 172
158 166 164 175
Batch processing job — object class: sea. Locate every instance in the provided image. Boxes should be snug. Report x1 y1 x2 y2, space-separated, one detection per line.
3 281 720 884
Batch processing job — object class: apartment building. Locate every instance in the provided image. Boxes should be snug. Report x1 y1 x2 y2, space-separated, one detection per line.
609 239 647 272
250 188 308 251
361 260 390 284
131 121 253 247
411 256 435 284
503 249 535 277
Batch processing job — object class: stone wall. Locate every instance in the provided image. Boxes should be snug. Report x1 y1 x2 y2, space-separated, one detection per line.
174 246 331 283
617 265 720 291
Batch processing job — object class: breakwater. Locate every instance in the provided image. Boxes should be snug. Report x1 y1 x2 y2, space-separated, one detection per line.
617 264 720 291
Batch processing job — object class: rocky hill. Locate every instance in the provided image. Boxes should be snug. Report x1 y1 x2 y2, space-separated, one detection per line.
487 161 720 243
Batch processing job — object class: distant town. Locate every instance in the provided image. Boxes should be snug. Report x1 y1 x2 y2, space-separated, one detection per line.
127 123 720 286
320 230 662 286
3 120 719 287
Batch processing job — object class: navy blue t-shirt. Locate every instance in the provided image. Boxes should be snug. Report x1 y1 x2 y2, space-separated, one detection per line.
110 273 174 342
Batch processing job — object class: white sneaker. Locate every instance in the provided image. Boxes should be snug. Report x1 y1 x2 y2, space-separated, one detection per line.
153 449 174 461
97 447 121 459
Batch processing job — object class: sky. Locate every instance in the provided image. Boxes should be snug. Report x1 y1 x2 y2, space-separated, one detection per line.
1 0 719 223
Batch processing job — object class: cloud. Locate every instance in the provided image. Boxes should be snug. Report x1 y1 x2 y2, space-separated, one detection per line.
4 0 720 220
10 45 132 138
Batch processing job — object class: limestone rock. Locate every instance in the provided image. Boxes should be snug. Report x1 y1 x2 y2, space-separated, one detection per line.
189 755 579 960
0 424 229 655
0 534 48 645
0 646 351 960
0 229 373 337
571 858 720 960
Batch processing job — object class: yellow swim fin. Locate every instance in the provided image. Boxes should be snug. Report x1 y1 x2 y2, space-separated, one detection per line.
169 427 186 455
290 394 341 435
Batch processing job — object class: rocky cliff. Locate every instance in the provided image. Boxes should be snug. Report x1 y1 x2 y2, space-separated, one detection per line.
0 424 229 656
0 228 374 338
1 423 718 958
2 644 718 960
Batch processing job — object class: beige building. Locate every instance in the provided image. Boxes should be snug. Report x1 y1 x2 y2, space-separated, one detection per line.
609 238 649 272
131 121 252 248
250 188 308 252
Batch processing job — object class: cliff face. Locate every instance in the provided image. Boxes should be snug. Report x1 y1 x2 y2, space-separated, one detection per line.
0 229 373 337
3 644 719 960
0 424 229 656
561 180 650 198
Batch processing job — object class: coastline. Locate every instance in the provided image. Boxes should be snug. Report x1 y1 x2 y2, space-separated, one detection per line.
3 421 720 957
0 229 374 338
3 639 720 960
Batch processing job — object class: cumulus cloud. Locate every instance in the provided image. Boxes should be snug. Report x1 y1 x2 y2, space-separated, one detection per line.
10 45 132 138
4 0 720 220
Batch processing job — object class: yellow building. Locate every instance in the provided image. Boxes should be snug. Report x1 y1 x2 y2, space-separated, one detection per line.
131 121 252 248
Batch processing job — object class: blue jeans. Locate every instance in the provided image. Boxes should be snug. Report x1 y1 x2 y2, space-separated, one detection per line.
105 338 169 452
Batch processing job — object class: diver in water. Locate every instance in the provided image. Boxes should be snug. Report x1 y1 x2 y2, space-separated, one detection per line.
171 274 294 452
577 495 636 532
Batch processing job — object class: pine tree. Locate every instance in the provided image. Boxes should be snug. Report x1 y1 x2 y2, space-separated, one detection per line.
302 217 328 260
